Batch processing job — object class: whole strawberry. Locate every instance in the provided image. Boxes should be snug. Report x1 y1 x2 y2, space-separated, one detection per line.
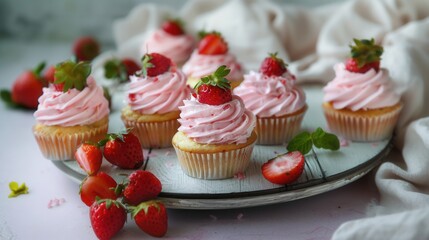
198 31 228 55
0 62 47 109
123 170 162 206
138 53 172 77
75 142 102 176
73 36 100 62
345 38 383 73
162 19 185 36
260 52 288 77
90 199 127 240
132 200 168 238
99 131 144 169
104 58 141 83
80 172 118 206
194 65 232 105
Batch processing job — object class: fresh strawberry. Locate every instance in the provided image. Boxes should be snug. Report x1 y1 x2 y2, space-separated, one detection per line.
0 62 46 109
54 60 91 92
197 31 228 55
260 52 288 77
122 170 162 206
75 142 102 176
132 200 168 237
345 38 383 73
99 131 144 169
72 36 100 62
261 151 305 185
138 53 172 77
194 65 232 105
80 172 118 206
90 199 127 240
104 58 140 83
162 19 184 36
43 65 56 84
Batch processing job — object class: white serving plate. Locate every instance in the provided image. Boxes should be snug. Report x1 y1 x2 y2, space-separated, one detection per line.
52 84 392 209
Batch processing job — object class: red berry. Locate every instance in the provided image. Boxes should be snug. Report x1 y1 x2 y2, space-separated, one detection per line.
43 65 56 84
132 200 168 238
162 20 184 36
90 199 127 240
121 58 141 77
73 36 100 62
75 143 102 176
141 53 172 77
123 170 162 206
345 58 380 73
261 151 305 185
80 172 118 206
198 32 228 55
259 53 287 77
196 84 232 105
100 132 144 169
11 71 44 109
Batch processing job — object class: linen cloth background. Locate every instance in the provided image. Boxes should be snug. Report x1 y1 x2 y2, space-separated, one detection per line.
110 0 429 238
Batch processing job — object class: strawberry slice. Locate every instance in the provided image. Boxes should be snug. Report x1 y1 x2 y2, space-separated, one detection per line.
75 142 102 176
261 151 305 185
197 31 228 55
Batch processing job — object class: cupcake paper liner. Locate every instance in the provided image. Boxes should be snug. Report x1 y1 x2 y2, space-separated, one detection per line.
323 104 403 142
255 106 307 145
33 123 108 161
122 118 179 149
173 142 255 180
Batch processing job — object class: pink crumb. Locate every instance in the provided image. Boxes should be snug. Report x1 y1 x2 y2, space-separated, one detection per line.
340 138 350 147
209 215 218 221
234 172 246 180
47 198 66 209
165 161 175 168
371 142 379 147
236 213 244 220
164 151 171 156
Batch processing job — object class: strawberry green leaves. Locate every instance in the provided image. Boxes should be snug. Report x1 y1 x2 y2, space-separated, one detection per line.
194 65 231 92
54 60 91 92
8 181 29 198
287 127 340 155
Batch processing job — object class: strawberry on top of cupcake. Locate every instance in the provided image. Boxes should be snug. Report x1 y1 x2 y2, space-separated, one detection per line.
182 31 244 89
142 19 195 66
323 38 400 111
178 65 254 145
233 53 307 145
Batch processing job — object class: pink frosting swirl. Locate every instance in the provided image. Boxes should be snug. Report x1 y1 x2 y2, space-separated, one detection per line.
182 51 244 80
126 67 191 114
323 63 401 111
34 77 109 126
233 71 306 117
178 96 255 145
142 30 195 65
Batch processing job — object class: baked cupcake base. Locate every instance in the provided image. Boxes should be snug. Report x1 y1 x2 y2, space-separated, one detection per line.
121 106 180 148
323 102 403 142
256 105 307 145
172 131 257 179
33 117 109 161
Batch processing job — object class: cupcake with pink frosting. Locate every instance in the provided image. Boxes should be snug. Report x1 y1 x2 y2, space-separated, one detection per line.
182 31 243 89
234 53 307 145
33 60 110 160
121 52 191 148
142 19 195 66
172 65 256 179
323 38 402 141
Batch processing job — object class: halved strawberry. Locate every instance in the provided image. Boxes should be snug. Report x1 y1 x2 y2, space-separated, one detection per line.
75 142 102 176
197 31 228 55
80 172 118 206
132 200 168 238
261 151 305 185
162 19 184 36
122 170 162 206
72 36 100 62
259 52 288 77
345 38 383 73
194 65 232 105
139 53 172 77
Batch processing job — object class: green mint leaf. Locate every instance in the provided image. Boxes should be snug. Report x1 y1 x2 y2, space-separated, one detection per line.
104 59 121 79
8 181 29 198
312 127 340 151
287 131 312 155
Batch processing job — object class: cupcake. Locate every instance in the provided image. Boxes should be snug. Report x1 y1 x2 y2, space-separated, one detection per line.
182 31 244 89
234 53 307 145
33 60 110 160
121 52 191 148
323 38 402 141
142 19 195 67
173 65 256 179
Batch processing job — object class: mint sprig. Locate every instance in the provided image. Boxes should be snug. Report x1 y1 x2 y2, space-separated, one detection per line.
287 127 340 155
